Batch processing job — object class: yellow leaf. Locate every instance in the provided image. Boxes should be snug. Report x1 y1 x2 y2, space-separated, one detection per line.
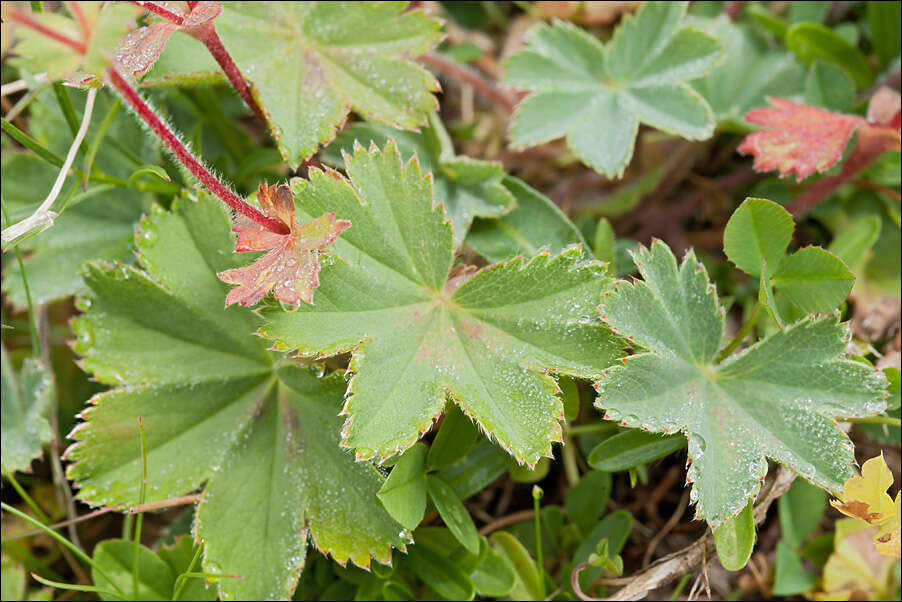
830 454 900 559
874 492 900 558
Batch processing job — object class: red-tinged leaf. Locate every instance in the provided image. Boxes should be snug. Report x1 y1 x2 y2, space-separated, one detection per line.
217 183 350 307
116 1 222 78
739 97 865 181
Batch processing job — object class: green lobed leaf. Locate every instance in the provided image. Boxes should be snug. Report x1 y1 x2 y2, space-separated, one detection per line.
65 193 405 600
260 142 620 467
723 197 794 278
323 115 514 245
713 500 755 571
146 1 441 167
1 347 54 475
466 176 590 263
690 16 806 130
594 240 887 526
504 1 722 177
378 443 428 530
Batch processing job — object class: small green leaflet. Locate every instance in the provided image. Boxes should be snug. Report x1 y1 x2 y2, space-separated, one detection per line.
594 240 887 526
323 114 514 245
1 347 54 475
504 1 722 178
146 1 441 167
724 198 854 313
65 194 404 600
260 141 620 466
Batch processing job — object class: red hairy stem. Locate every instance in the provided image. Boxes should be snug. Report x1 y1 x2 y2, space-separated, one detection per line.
107 68 289 234
69 1 91 35
189 22 268 126
129 1 184 25
5 8 87 54
418 52 519 113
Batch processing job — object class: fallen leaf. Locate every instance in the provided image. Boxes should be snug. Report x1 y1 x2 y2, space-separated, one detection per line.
831 454 901 558
217 183 350 307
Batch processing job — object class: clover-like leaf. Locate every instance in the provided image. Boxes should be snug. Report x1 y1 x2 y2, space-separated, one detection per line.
323 114 515 245
503 1 722 178
1 347 54 475
145 1 441 166
217 183 349 306
65 193 404 600
593 240 887 526
260 141 621 466
738 98 864 181
831 454 900 558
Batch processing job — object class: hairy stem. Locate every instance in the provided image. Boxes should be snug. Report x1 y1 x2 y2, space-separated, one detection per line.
189 22 269 125
4 8 86 54
419 52 519 112
107 67 288 234
129 1 184 24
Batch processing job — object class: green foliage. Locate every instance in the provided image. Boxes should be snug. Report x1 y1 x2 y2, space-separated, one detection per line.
725 198 854 314
64 194 405 600
504 1 723 177
714 501 756 571
147 1 442 166
1 347 54 475
594 240 886 526
259 142 620 466
324 114 514 244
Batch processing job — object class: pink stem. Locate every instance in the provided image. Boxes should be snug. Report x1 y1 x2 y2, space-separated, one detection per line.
189 22 268 126
107 68 289 234
130 1 184 25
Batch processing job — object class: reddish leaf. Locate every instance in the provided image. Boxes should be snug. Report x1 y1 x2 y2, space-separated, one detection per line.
738 98 865 181
217 184 350 307
867 86 902 129
115 1 222 78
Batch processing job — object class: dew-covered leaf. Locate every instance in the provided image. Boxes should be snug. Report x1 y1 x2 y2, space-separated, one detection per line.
593 240 887 526
217 183 349 306
323 115 514 245
259 142 620 467
115 1 222 79
738 97 864 181
65 193 404 600
503 1 722 177
145 1 441 166
1 347 54 475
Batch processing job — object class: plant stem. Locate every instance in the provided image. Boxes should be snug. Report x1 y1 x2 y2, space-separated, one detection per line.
106 67 288 234
190 22 269 125
532 486 546 600
717 302 762 362
82 99 121 190
846 415 901 427
1 201 40 356
3 472 51 524
419 52 519 112
133 417 148 601
131 0 184 24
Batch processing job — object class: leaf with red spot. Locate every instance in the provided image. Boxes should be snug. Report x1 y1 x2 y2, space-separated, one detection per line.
738 97 865 181
115 1 222 78
217 183 350 307
593 240 887 530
